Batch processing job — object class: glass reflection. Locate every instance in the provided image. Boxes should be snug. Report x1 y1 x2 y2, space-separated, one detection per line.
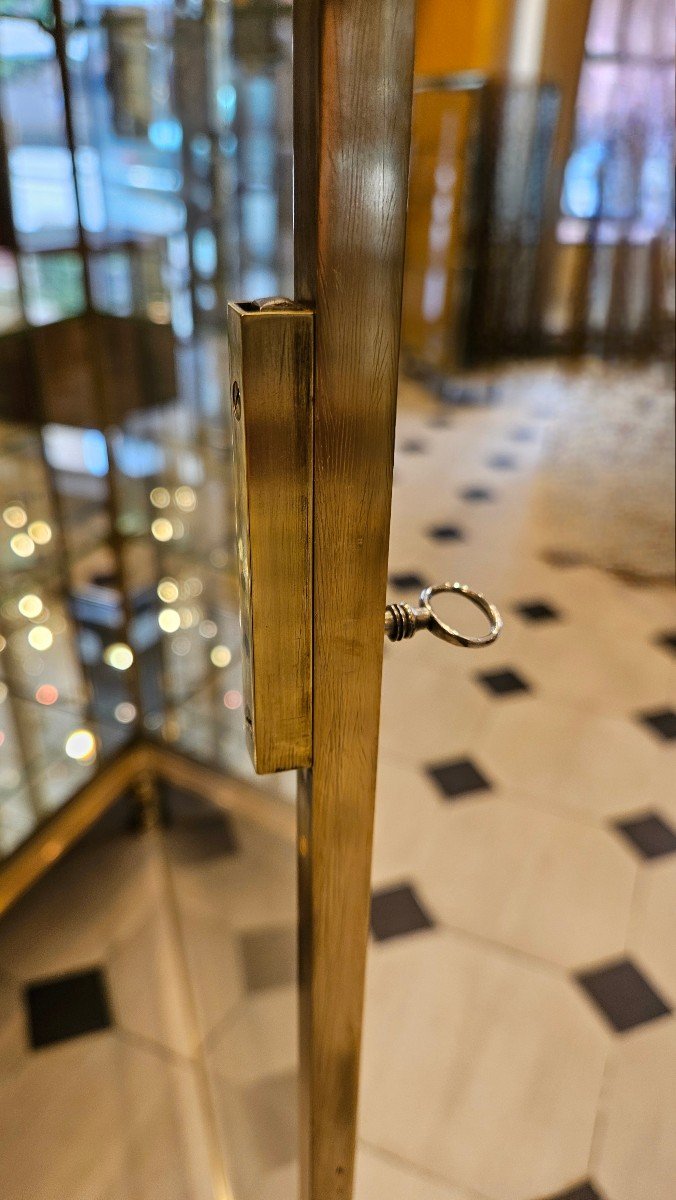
0 0 294 863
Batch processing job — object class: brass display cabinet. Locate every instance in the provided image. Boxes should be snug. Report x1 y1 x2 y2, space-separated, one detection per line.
0 3 431 1198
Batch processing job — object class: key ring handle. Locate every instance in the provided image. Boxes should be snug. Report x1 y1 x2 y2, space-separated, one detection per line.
419 581 502 648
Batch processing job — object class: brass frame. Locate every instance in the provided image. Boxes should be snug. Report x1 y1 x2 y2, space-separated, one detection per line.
0 740 294 919
293 3 416 1197
227 300 314 773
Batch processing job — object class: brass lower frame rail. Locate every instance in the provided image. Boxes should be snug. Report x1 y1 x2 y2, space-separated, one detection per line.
0 739 294 919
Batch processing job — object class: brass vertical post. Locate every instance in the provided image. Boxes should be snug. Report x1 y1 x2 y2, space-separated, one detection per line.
293 3 416 1197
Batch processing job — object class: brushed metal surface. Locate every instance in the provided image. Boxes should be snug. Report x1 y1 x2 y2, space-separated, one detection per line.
227 300 313 773
293 3 417 1197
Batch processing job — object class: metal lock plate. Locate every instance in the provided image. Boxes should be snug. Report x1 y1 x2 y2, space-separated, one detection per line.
227 299 313 773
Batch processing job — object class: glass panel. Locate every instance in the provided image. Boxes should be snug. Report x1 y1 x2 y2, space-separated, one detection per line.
0 6 297 1195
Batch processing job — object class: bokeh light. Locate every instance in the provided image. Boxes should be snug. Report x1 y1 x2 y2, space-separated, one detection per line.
10 533 34 558
65 729 97 763
114 702 137 724
158 608 181 633
151 518 173 542
175 485 196 511
27 521 52 545
28 626 53 651
3 505 26 528
157 578 179 603
210 644 232 668
18 594 43 620
103 643 134 670
150 486 171 508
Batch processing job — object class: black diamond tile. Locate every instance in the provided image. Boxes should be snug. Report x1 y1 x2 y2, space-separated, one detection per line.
242 1071 298 1171
576 959 671 1032
160 782 216 823
25 968 112 1049
460 486 493 502
544 1184 604 1200
654 630 676 655
638 708 676 742
370 884 433 941
427 757 492 800
509 426 536 443
389 572 425 591
162 783 238 863
400 438 425 453
168 813 239 863
240 926 296 992
427 524 464 542
477 668 531 697
542 549 582 568
487 453 517 470
514 600 561 623
615 813 676 859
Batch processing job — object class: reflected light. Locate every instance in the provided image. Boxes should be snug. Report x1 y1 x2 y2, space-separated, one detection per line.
0 635 5 652
158 608 181 633
28 521 52 545
151 518 173 542
10 533 35 558
65 728 97 763
114 702 137 724
200 619 217 638
18 594 43 620
210 644 232 668
157 578 179 603
0 682 7 703
35 684 59 705
150 487 171 508
103 643 134 671
175 485 196 511
28 626 53 651
223 689 242 709
3 505 26 528
0 732 4 747
171 636 190 656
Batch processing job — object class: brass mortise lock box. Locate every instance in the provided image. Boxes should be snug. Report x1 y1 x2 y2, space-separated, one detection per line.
227 299 313 773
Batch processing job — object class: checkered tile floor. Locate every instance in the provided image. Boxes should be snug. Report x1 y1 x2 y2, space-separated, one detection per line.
0 362 674 1200
366 364 675 1200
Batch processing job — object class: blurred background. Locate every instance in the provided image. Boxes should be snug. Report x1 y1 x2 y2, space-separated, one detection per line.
0 1 673 1198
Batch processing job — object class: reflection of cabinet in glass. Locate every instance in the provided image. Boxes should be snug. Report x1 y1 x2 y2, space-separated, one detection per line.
0 0 299 882
0 0 242 874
